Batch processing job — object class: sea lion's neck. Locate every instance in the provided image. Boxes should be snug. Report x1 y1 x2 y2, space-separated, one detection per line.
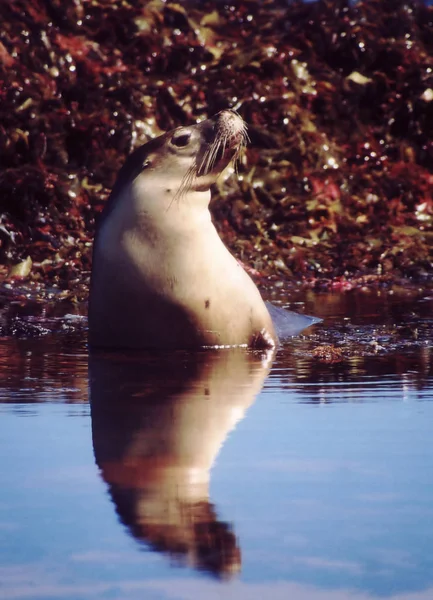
133 188 215 240
98 184 215 250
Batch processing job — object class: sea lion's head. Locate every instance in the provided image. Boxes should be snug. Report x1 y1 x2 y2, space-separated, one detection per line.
103 110 247 221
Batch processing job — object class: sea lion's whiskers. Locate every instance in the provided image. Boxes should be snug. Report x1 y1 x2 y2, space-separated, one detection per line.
197 147 210 176
206 137 223 172
200 134 223 175
219 135 228 163
200 145 214 175
169 164 197 209
178 164 197 196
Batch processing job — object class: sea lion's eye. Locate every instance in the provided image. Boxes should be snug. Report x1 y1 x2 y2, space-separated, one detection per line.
171 131 191 147
141 159 151 170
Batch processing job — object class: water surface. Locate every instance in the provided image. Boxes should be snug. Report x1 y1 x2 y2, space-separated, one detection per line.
1 289 432 600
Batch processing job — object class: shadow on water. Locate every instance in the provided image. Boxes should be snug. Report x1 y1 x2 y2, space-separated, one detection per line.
89 347 274 579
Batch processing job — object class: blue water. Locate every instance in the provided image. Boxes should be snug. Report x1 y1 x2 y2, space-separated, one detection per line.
1 291 433 600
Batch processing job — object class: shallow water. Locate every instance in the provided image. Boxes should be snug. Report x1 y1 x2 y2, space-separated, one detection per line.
1 289 433 600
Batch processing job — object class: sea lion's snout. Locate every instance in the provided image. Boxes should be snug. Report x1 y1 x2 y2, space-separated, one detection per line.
216 110 247 148
195 110 247 178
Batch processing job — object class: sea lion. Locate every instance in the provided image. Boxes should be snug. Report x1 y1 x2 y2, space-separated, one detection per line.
89 110 318 350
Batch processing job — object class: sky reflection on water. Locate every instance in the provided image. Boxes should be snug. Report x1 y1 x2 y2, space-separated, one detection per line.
1 292 433 600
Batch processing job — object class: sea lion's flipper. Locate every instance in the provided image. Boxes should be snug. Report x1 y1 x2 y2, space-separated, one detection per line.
265 301 322 339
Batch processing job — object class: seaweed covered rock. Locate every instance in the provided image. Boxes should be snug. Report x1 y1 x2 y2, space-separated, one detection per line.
0 0 432 303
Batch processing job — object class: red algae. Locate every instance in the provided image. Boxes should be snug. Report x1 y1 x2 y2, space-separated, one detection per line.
1 0 433 305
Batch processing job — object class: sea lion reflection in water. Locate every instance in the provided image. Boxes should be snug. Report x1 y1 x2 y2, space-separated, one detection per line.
90 347 274 577
89 110 320 350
